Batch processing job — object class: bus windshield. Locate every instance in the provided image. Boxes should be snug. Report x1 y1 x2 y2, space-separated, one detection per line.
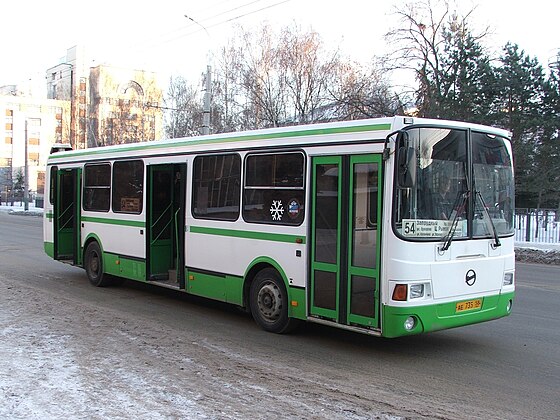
395 127 514 241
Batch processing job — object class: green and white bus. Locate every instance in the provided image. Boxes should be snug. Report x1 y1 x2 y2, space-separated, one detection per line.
44 116 515 338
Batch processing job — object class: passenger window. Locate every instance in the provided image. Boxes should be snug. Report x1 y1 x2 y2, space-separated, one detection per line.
112 160 144 214
192 154 241 221
243 152 305 226
84 164 111 212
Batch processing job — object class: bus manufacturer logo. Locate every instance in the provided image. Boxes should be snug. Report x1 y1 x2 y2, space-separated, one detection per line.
465 270 476 286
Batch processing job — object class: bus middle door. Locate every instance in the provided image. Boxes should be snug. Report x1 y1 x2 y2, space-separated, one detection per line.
147 164 186 288
310 155 382 330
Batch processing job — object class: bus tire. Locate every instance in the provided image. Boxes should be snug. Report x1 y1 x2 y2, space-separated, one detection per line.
84 242 111 287
249 268 299 334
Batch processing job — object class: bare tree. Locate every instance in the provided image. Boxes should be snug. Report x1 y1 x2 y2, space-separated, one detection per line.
173 23 403 134
384 0 489 117
164 76 202 138
329 60 405 119
211 37 248 133
239 24 289 128
278 26 340 123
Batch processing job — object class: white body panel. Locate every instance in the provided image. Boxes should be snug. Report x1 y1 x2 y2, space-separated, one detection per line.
81 218 145 258
186 222 307 287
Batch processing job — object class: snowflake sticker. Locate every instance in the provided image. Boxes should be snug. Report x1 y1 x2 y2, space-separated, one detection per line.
270 200 284 221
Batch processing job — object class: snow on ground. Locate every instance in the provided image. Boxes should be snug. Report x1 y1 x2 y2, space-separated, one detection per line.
0 203 43 217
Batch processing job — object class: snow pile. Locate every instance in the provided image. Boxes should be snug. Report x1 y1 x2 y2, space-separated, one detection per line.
515 247 560 265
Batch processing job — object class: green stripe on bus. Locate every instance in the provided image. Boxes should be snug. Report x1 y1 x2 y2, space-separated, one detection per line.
190 226 306 244
81 216 145 228
48 123 392 161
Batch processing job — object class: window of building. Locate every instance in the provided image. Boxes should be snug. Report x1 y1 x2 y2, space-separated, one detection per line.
193 154 241 221
84 163 111 212
243 152 305 225
5 137 12 144
112 160 144 214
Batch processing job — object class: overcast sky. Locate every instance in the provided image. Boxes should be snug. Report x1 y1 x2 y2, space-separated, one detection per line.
1 0 558 91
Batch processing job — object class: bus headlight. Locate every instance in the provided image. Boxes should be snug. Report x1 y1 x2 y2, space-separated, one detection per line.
410 284 425 299
404 316 416 331
503 272 514 286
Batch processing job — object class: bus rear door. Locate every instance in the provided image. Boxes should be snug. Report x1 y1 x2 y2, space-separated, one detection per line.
54 168 82 265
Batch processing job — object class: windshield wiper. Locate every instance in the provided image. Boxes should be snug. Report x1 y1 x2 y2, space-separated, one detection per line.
475 190 501 248
440 190 469 252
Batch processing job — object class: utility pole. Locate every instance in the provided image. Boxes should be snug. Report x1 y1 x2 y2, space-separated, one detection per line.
202 65 212 135
185 14 212 136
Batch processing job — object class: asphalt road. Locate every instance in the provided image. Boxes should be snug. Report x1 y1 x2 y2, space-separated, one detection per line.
1 211 559 419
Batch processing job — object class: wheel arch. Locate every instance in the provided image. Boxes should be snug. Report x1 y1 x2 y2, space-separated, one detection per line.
243 257 290 309
83 233 103 267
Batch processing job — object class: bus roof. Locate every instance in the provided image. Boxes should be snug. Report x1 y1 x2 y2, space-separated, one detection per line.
47 116 511 164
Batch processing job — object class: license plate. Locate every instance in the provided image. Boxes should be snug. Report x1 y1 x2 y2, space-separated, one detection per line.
456 299 482 313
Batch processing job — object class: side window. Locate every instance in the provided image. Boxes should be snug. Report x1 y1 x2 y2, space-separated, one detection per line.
49 166 57 205
192 154 241 221
84 163 111 212
112 160 144 214
243 152 305 226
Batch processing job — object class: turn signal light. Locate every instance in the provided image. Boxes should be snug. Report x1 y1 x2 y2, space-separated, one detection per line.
392 284 408 301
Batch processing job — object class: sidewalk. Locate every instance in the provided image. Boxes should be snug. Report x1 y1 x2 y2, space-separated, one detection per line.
0 203 43 216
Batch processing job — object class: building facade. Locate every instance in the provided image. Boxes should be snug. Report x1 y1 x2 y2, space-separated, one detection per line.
47 46 164 149
0 46 164 206
88 65 163 147
46 46 90 150
0 95 68 205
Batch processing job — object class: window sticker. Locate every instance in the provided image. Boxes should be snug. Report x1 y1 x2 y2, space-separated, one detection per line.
270 200 284 221
288 199 301 219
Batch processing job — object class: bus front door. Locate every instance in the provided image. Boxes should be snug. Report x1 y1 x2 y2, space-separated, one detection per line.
310 155 382 329
54 168 82 265
147 164 186 288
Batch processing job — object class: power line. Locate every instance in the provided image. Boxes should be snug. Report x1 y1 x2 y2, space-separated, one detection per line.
121 0 292 55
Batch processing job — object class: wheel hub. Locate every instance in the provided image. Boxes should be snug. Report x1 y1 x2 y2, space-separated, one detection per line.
257 282 282 321
91 255 99 273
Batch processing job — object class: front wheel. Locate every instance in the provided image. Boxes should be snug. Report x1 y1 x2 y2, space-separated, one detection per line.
249 268 299 334
84 242 111 287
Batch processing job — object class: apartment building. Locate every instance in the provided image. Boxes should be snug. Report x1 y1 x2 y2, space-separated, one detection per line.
0 95 68 205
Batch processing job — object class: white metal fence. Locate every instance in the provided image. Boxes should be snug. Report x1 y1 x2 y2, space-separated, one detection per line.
514 209 560 244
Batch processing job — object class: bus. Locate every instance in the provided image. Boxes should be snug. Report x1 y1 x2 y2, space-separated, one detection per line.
43 116 515 338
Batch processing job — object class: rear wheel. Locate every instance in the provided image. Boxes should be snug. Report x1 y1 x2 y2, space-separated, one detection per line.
249 268 299 334
84 242 112 287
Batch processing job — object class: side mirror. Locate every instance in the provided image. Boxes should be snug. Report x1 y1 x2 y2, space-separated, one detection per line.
396 132 416 188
